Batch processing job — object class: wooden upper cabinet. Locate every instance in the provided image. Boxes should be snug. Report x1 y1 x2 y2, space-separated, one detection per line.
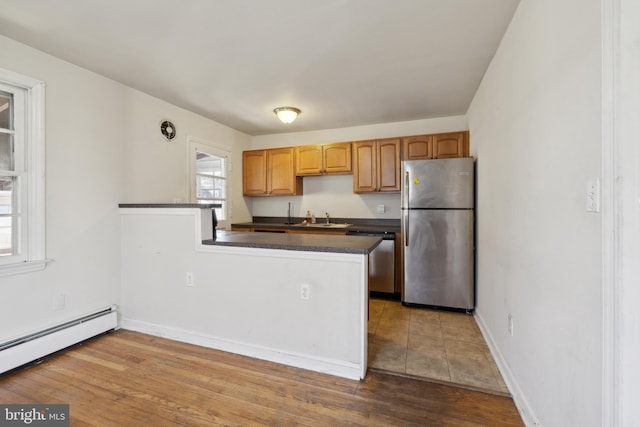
432 131 469 158
403 135 432 160
243 147 302 196
353 140 377 193
295 142 351 175
377 138 401 192
243 150 268 196
353 138 400 193
402 131 469 160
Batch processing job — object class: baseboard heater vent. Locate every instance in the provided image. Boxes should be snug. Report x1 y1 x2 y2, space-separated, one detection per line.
0 306 118 374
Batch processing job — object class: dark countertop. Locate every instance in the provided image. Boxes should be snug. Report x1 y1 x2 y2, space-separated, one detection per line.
232 217 400 234
202 230 382 255
119 203 221 209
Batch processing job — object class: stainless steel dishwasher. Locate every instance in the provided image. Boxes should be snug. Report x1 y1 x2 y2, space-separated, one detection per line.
347 230 395 294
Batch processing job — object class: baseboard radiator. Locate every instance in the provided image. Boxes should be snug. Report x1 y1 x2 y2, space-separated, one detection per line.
0 306 118 374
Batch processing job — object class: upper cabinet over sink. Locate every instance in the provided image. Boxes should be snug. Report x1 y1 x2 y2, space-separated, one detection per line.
402 131 469 160
296 142 352 176
243 147 303 196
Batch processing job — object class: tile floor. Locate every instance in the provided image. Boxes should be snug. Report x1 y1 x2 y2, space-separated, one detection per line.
368 298 509 395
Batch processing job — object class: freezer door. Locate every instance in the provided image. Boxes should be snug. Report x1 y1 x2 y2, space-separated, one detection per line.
403 209 474 309
403 158 474 209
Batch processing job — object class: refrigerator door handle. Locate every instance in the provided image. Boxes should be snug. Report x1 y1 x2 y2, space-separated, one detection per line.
404 170 409 246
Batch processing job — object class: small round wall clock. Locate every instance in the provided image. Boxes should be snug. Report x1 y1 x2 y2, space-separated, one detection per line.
160 120 177 141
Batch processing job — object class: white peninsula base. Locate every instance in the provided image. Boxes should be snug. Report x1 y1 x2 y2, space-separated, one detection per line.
119 207 369 380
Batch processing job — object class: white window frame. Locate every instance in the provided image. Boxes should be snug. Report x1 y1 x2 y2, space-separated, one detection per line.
0 67 46 277
187 136 232 230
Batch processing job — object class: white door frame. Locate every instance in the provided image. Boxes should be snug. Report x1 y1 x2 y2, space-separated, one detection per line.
601 0 640 425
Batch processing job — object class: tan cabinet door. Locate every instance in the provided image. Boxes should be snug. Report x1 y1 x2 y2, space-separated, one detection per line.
403 135 432 160
378 138 401 192
353 139 400 193
296 145 323 175
242 150 268 195
243 147 302 196
402 131 469 160
353 140 377 193
296 143 351 175
323 143 352 174
432 132 469 158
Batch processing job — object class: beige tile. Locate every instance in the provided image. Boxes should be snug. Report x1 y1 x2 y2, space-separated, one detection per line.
438 311 476 329
443 337 490 360
484 348 510 394
409 314 442 339
368 298 386 317
368 337 407 372
367 303 507 394
441 325 486 346
444 339 502 391
447 355 500 390
374 322 409 344
380 303 412 322
406 332 449 381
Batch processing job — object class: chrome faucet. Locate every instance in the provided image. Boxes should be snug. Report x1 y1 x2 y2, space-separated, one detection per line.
325 212 330 224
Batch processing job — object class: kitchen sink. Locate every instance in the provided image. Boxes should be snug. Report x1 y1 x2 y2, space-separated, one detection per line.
290 223 351 229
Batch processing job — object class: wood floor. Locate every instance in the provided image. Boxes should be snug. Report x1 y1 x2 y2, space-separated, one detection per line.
0 330 523 426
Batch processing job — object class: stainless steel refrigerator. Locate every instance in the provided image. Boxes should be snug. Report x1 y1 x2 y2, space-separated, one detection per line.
401 157 474 311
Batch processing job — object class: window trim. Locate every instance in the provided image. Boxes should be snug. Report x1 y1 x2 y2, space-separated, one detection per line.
0 67 46 277
187 136 232 230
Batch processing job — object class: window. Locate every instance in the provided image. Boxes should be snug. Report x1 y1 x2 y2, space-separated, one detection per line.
0 68 45 277
189 138 231 229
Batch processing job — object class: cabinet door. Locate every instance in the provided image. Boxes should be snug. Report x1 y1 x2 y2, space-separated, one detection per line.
323 143 352 174
353 140 377 193
296 145 323 175
268 147 301 195
243 150 268 195
377 138 401 192
402 135 432 160
432 131 469 158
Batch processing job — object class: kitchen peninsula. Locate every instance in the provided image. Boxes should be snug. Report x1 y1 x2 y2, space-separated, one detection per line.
119 205 378 380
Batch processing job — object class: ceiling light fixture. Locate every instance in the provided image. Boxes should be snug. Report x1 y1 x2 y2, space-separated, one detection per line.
273 107 301 124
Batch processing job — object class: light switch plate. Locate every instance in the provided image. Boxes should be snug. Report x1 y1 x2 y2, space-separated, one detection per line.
586 178 600 213
376 204 386 214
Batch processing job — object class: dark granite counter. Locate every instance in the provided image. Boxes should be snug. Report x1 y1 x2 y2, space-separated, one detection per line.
119 203 221 208
232 217 400 234
202 230 382 255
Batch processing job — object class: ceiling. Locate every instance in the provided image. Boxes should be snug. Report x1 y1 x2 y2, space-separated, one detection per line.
0 0 519 136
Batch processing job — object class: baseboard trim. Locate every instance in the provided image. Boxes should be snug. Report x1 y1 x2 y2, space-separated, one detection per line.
120 318 362 381
474 312 541 426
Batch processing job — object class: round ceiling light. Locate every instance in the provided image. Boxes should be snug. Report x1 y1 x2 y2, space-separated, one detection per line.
273 107 301 124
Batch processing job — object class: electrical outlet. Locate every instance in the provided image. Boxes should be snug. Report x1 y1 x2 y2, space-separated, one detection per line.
300 284 310 300
508 313 514 336
186 272 195 287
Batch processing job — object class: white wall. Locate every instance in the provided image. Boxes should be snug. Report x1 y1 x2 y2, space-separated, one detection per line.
467 1 602 426
0 35 251 344
120 209 368 379
121 90 253 225
250 116 467 219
